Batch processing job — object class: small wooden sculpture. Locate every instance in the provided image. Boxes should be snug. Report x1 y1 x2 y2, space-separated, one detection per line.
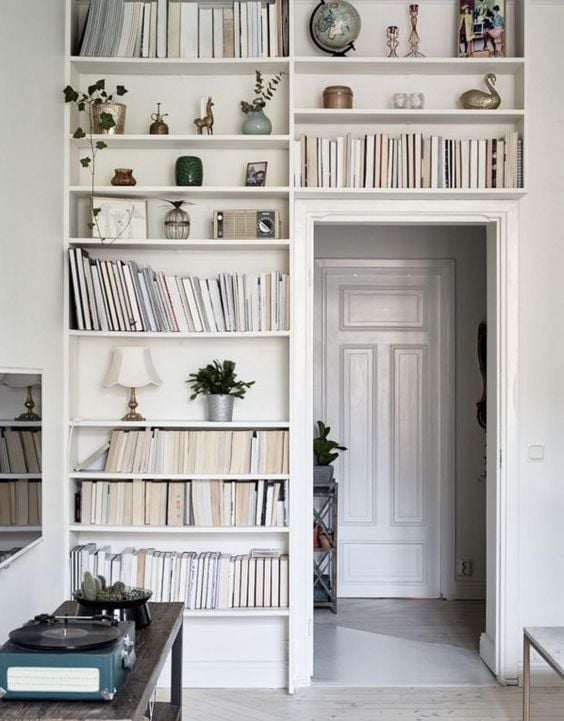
459 73 501 110
194 97 214 135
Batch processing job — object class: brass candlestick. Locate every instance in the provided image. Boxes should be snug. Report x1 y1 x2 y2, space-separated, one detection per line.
386 26 399 58
16 385 41 421
405 4 424 58
122 387 145 422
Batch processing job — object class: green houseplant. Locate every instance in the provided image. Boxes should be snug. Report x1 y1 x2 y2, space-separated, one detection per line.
313 420 347 482
187 359 255 421
240 70 284 135
63 79 129 241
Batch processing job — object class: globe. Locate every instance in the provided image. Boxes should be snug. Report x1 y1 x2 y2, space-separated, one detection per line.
309 0 361 55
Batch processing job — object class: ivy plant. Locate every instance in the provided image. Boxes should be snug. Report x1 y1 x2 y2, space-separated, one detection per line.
187 360 255 399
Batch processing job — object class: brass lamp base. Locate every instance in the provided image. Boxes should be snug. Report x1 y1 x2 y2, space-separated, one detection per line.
121 387 145 422
16 386 41 422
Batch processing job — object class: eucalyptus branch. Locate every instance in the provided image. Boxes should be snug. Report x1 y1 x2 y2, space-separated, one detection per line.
240 70 284 114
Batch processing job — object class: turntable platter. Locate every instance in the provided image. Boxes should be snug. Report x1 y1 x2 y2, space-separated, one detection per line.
9 618 121 651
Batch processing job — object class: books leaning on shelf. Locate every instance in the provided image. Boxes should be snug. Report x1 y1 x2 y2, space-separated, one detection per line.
76 428 289 475
75 478 287 527
0 428 42 474
294 131 523 190
69 250 290 333
0 480 42 526
78 0 289 58
70 544 289 609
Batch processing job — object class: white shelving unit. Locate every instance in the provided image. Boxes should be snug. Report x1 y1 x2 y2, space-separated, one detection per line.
65 0 527 691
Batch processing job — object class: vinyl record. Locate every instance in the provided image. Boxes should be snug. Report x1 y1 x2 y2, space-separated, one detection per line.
9 619 121 651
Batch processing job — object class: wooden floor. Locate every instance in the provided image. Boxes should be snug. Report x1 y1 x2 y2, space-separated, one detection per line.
183 686 564 721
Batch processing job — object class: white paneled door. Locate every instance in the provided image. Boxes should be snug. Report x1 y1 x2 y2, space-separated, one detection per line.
315 260 454 598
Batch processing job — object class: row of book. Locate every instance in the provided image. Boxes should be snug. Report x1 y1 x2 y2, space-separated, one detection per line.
69 250 290 333
76 478 287 527
0 480 42 526
0 429 42 474
77 428 289 475
78 0 289 58
70 544 289 609
294 132 523 190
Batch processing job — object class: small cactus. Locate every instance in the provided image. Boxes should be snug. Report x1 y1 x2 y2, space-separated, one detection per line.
94 576 103 595
82 571 97 601
97 575 106 589
113 581 126 593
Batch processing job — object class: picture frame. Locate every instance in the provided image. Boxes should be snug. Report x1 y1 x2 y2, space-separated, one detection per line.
92 197 148 240
458 0 506 58
245 162 268 187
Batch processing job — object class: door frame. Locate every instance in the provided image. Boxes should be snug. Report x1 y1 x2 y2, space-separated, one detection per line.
288 199 520 690
314 258 456 600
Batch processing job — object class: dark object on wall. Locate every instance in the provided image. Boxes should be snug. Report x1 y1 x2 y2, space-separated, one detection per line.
476 322 487 429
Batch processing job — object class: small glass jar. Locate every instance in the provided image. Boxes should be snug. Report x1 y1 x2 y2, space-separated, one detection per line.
409 92 425 109
392 93 408 109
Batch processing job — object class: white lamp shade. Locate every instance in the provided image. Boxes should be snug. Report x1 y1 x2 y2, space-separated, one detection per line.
1 373 41 389
104 347 162 389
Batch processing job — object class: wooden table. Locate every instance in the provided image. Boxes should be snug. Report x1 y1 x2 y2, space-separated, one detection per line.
0 601 184 721
523 627 564 721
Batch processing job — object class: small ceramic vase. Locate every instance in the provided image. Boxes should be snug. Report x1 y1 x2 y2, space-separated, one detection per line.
175 156 203 186
111 168 136 186
242 110 272 135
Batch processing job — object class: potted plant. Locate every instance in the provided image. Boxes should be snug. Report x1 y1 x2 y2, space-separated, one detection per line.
240 70 284 135
63 79 129 240
313 420 347 482
187 359 255 422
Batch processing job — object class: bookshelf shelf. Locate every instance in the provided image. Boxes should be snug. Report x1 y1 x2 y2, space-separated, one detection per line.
68 330 290 338
0 420 42 427
69 525 289 534
0 474 42 480
294 109 525 125
72 134 291 150
70 56 290 76
183 608 289 617
294 56 525 76
0 526 41 532
294 188 527 200
68 238 291 251
70 473 290 480
69 186 291 199
69 419 290 429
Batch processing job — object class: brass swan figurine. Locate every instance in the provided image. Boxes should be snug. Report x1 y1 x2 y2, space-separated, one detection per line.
459 73 501 110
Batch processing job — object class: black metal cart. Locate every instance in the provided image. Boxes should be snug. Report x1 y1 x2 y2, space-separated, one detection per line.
313 478 338 613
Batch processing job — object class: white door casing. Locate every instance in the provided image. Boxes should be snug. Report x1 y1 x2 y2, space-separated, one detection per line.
288 199 520 691
314 260 454 598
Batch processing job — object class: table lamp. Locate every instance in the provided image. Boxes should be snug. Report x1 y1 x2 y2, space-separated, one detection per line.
0 373 42 421
104 347 161 421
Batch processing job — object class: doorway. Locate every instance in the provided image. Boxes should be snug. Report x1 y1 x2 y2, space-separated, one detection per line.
312 226 489 685
288 200 520 691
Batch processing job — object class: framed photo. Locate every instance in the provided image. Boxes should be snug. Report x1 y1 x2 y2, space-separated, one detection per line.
245 162 268 187
458 0 506 58
92 197 148 240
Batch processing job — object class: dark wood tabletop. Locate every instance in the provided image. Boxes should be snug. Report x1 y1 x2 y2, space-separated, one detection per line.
0 601 184 721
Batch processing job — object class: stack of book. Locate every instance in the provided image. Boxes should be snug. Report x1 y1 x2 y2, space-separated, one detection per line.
70 544 289 609
0 480 42 526
76 428 289 475
294 132 523 190
69 250 290 333
78 0 289 58
0 428 41 474
76 478 287 527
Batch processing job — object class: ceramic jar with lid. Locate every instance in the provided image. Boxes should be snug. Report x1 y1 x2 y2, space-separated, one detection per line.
323 86 353 109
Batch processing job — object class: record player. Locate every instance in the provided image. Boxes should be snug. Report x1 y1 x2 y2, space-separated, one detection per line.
0 613 136 701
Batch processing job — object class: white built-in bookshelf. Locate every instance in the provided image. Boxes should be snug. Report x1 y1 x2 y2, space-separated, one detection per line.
65 0 527 690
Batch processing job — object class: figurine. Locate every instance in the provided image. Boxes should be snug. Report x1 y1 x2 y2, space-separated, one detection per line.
149 102 169 134
405 4 424 58
386 25 399 58
194 97 214 135
459 73 501 110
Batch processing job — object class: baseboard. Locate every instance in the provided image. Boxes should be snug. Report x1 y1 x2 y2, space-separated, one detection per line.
479 632 496 674
159 660 287 688
455 579 486 600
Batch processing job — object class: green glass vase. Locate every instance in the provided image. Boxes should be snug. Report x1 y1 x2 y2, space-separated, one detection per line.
175 156 203 186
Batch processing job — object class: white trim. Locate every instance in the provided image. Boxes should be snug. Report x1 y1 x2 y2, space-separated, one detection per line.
290 199 520 688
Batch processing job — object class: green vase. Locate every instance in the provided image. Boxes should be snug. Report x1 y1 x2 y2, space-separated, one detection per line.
242 110 272 135
175 156 203 186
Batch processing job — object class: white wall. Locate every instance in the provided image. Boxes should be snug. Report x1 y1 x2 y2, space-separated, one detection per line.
315 225 487 599
0 2 65 634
